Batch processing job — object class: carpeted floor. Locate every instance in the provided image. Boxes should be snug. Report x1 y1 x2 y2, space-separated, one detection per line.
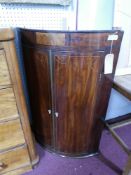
23 124 131 175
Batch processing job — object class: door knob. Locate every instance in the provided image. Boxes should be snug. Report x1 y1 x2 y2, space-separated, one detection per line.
48 109 51 114
0 162 6 170
55 112 59 118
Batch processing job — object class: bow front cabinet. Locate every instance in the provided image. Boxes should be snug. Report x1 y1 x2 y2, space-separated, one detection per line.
20 29 123 157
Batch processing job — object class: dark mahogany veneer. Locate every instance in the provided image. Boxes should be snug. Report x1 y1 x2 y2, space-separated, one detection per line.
19 29 123 157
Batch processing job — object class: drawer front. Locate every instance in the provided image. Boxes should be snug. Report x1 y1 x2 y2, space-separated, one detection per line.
3 165 31 175
0 119 25 151
0 50 11 88
0 146 30 174
0 88 19 122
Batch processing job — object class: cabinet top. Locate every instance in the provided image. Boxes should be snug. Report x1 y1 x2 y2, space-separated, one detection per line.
0 28 14 41
19 28 124 49
19 28 123 34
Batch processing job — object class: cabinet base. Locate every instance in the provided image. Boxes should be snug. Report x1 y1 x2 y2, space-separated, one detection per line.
37 138 99 158
45 148 99 159
31 155 39 167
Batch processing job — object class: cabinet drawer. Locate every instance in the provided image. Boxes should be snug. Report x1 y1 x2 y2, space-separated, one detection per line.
0 50 11 88
0 119 25 151
0 88 19 122
0 146 30 174
3 165 31 175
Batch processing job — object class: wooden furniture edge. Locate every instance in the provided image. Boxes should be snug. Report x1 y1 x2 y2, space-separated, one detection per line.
123 155 131 175
2 164 32 175
113 75 131 100
106 113 131 125
113 83 131 100
0 28 14 41
31 155 39 166
2 30 38 165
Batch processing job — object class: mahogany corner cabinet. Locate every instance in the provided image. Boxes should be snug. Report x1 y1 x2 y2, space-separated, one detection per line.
19 29 123 157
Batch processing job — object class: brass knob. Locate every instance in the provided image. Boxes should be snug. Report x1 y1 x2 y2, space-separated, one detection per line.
55 112 59 118
48 109 51 114
0 162 6 170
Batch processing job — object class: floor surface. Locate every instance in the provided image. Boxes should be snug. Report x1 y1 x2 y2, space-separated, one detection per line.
23 124 131 175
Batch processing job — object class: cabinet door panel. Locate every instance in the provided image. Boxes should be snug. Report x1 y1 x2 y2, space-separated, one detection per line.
54 51 104 154
23 48 53 146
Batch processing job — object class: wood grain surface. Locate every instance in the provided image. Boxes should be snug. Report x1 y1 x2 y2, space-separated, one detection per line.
23 48 53 147
21 29 123 156
0 43 3 49
36 33 65 46
0 50 11 88
54 52 104 153
0 145 30 174
0 119 25 151
3 165 32 175
3 38 38 163
0 28 38 174
113 74 131 100
0 28 14 42
0 88 19 122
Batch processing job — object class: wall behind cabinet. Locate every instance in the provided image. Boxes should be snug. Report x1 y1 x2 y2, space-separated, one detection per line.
114 0 131 70
106 0 131 120
0 0 114 30
0 3 75 29
77 0 114 30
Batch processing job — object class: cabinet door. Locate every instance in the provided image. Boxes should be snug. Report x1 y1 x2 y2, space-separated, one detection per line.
53 51 105 155
23 48 53 147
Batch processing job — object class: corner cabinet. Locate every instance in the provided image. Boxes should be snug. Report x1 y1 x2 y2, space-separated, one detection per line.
20 29 123 157
0 28 38 175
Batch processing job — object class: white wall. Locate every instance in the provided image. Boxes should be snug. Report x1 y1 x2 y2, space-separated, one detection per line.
0 0 114 30
77 0 114 30
114 0 131 69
